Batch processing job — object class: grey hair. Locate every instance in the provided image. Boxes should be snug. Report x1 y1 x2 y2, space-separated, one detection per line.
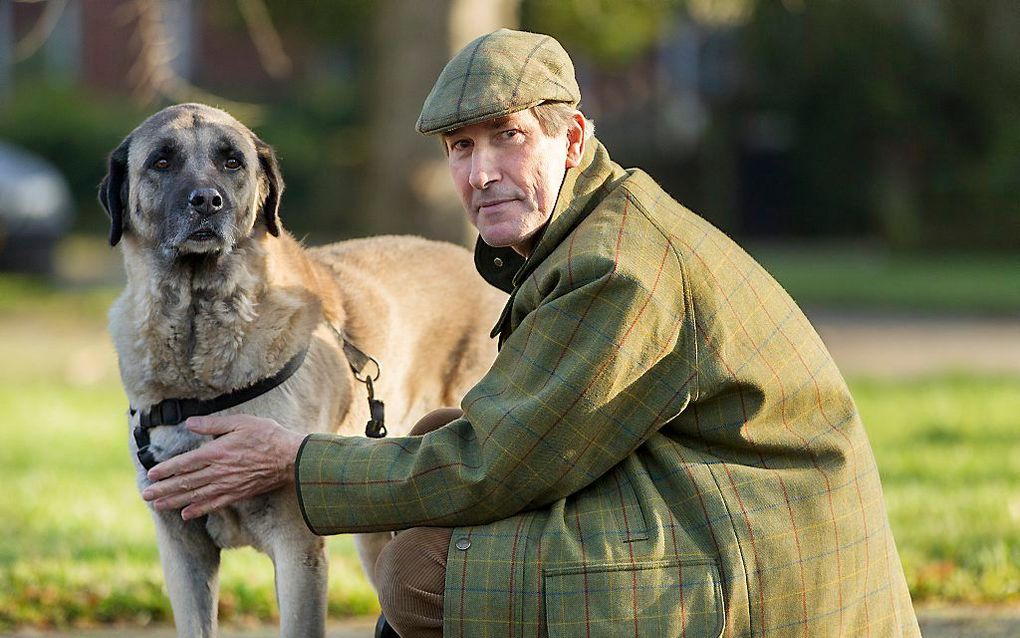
438 102 594 154
532 102 595 141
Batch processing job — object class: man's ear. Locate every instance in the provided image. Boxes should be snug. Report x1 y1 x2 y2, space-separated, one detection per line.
98 136 131 246
565 112 586 170
254 136 283 237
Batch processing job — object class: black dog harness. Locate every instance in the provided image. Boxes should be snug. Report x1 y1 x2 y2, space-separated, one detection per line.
132 330 386 470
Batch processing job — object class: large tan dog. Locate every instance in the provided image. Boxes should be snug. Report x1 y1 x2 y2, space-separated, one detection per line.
99 103 505 637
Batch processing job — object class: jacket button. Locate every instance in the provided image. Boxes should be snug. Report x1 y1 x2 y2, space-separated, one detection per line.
455 537 471 551
493 257 504 268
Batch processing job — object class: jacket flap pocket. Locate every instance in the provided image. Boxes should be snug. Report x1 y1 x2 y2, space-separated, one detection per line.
543 558 724 638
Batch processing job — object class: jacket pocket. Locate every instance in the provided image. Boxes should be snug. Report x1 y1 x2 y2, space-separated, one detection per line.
610 464 649 542
543 558 724 637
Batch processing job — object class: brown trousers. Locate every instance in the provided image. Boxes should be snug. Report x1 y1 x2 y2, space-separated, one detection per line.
373 408 460 638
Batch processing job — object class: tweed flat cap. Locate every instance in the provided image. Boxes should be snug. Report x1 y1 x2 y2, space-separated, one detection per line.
417 29 581 135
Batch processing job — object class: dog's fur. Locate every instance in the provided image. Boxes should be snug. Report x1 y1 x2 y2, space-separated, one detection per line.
99 103 505 637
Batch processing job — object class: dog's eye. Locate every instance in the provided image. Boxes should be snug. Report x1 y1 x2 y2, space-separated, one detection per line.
224 158 242 171
152 158 170 170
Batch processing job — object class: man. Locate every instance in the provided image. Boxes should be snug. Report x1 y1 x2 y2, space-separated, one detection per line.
144 29 921 637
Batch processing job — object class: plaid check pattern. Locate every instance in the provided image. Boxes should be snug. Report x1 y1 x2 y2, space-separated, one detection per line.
416 29 580 135
297 140 920 637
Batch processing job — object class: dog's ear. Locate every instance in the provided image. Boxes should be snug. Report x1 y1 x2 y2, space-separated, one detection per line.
99 136 131 246
254 136 283 237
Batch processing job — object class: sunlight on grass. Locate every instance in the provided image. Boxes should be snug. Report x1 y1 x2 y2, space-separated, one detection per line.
2 270 1018 629
0 379 378 630
851 375 1020 604
749 244 1020 313
4 372 1018 629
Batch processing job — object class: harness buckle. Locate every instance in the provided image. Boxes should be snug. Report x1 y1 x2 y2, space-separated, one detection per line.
160 399 183 425
364 377 387 438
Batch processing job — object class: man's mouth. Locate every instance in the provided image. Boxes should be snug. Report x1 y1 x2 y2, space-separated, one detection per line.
477 198 516 212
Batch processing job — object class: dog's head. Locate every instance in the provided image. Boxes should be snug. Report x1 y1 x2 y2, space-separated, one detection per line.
99 103 283 255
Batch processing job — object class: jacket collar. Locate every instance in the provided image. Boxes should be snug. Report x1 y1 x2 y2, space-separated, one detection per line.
473 138 627 293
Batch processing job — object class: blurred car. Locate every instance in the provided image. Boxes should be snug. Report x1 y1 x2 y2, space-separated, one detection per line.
0 141 73 275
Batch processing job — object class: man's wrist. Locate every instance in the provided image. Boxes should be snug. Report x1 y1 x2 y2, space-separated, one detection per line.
281 430 309 485
292 433 318 533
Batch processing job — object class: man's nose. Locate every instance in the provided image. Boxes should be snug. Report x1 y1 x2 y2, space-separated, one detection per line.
188 187 224 215
468 149 499 190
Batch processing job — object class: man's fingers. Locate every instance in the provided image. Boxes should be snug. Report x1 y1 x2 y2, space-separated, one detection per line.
143 477 184 502
185 415 245 436
181 492 236 521
146 447 213 482
143 464 214 500
140 415 292 516
150 473 226 511
152 492 192 511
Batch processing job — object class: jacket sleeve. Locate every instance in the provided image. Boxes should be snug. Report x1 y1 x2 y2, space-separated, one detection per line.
296 219 695 534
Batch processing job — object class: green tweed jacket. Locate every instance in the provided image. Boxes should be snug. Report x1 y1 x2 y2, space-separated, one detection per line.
297 140 920 637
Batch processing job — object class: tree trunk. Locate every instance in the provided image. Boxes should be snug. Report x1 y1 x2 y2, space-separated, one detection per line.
0 0 13 106
363 0 519 245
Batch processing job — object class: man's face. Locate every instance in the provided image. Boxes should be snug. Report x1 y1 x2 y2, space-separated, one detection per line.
444 109 580 256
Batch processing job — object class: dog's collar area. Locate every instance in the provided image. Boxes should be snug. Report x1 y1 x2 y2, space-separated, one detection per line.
131 347 309 470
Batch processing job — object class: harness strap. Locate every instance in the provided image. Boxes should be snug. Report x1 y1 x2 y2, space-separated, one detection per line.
133 347 309 429
329 324 381 383
132 347 308 470
132 324 388 471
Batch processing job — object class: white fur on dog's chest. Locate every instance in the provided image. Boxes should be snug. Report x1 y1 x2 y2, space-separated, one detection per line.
205 498 268 550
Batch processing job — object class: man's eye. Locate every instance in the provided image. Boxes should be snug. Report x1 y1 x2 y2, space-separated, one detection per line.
451 139 471 151
503 129 520 139
224 158 242 171
152 158 170 170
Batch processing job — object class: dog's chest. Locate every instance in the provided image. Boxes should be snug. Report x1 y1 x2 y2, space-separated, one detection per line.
113 288 262 401
205 499 270 550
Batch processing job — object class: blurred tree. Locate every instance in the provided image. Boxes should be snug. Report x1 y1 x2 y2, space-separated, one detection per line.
360 0 519 244
522 0 684 68
742 0 1020 248
0 2 11 105
4 0 1017 249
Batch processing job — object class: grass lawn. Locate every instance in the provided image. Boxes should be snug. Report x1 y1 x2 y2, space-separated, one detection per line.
0 380 379 631
747 243 1020 314
0 270 1017 630
852 375 1020 604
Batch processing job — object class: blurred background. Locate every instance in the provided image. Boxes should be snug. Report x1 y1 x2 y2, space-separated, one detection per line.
0 0 1018 635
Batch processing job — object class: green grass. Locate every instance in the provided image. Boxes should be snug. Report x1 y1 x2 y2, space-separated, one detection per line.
2 371 1017 630
0 274 118 317
748 244 1020 314
0 379 379 631
851 374 1020 604
1 261 1018 629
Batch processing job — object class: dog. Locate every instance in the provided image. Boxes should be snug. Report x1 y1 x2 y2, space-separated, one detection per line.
98 103 505 637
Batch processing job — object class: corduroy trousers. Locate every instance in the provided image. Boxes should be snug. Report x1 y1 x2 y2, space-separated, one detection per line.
374 408 461 638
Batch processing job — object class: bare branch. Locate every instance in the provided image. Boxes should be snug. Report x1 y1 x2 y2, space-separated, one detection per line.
14 0 67 62
236 0 292 79
126 0 263 123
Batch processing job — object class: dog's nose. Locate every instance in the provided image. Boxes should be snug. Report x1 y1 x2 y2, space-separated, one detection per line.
188 188 224 215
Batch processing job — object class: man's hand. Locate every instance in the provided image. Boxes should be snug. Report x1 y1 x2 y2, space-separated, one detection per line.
141 415 307 521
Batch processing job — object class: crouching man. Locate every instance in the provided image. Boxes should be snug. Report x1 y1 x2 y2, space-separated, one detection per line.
144 28 921 637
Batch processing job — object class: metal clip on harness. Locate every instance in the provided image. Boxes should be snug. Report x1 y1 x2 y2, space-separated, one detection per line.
330 324 386 438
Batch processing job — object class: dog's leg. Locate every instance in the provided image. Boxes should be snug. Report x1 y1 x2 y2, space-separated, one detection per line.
270 526 329 638
354 532 394 591
153 512 221 638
